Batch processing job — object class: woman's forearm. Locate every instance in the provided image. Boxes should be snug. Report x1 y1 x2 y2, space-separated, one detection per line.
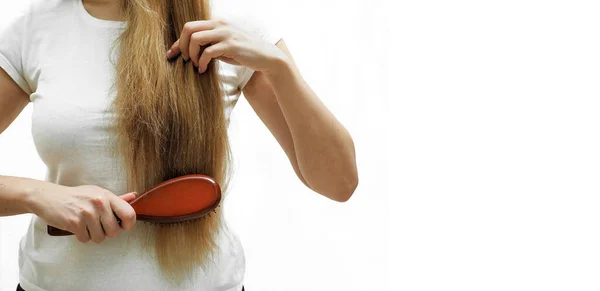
264 57 359 202
0 175 40 216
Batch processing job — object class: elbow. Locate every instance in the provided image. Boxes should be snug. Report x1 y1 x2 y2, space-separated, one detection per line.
331 171 359 203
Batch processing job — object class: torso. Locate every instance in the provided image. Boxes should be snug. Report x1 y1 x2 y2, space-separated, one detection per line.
9 0 260 290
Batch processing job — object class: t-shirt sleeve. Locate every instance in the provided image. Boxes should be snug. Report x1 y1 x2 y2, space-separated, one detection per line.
0 3 34 95
236 16 284 91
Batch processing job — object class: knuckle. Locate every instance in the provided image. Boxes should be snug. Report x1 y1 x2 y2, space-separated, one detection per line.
106 229 119 237
204 46 215 55
221 26 233 36
122 211 136 221
182 22 193 33
216 18 228 26
230 32 241 42
91 196 106 207
80 208 94 218
103 221 120 236
227 40 239 51
76 235 89 243
191 32 202 42
66 217 79 227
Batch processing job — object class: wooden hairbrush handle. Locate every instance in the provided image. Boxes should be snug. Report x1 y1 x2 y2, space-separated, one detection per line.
47 226 76 236
47 174 221 236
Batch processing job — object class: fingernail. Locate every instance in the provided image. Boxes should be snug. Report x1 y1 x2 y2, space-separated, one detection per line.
166 50 172 58
198 67 202 74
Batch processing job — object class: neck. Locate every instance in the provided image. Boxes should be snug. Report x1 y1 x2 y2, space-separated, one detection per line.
83 0 125 22
85 0 122 4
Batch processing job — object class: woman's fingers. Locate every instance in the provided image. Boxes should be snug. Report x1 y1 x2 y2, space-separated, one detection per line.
189 29 228 67
119 192 138 203
167 39 180 59
80 191 137 243
198 42 229 74
85 195 112 242
84 208 105 244
110 195 137 231
178 20 218 61
99 208 121 238
74 223 91 243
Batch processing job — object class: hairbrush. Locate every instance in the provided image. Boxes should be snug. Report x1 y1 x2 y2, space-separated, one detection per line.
47 174 221 236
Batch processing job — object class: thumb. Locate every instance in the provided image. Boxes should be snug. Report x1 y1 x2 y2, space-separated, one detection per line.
119 191 139 202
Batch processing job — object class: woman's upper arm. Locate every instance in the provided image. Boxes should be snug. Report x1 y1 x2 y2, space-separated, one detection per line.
0 67 29 135
0 2 34 134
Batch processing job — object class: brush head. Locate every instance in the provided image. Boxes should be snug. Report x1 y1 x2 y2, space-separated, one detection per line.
130 174 221 224
47 174 221 236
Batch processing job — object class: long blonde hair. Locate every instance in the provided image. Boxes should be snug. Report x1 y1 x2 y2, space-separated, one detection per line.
105 0 232 285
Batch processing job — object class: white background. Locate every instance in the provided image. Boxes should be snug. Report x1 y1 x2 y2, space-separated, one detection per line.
0 0 390 291
395 0 600 290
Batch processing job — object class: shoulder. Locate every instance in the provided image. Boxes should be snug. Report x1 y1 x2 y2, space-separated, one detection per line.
2 0 71 31
16 0 67 18
0 0 69 52
30 0 75 23
29 0 67 12
0 0 75 50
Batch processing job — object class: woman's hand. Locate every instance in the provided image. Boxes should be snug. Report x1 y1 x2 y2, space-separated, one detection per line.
27 183 138 244
166 18 286 74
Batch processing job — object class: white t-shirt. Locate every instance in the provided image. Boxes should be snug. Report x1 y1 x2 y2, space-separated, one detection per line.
0 0 282 290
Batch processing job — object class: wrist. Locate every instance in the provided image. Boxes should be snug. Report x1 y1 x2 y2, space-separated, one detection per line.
21 179 53 215
263 56 297 86
21 185 39 214
263 52 293 79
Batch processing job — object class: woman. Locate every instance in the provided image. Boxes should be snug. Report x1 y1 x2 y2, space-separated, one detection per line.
0 0 359 290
